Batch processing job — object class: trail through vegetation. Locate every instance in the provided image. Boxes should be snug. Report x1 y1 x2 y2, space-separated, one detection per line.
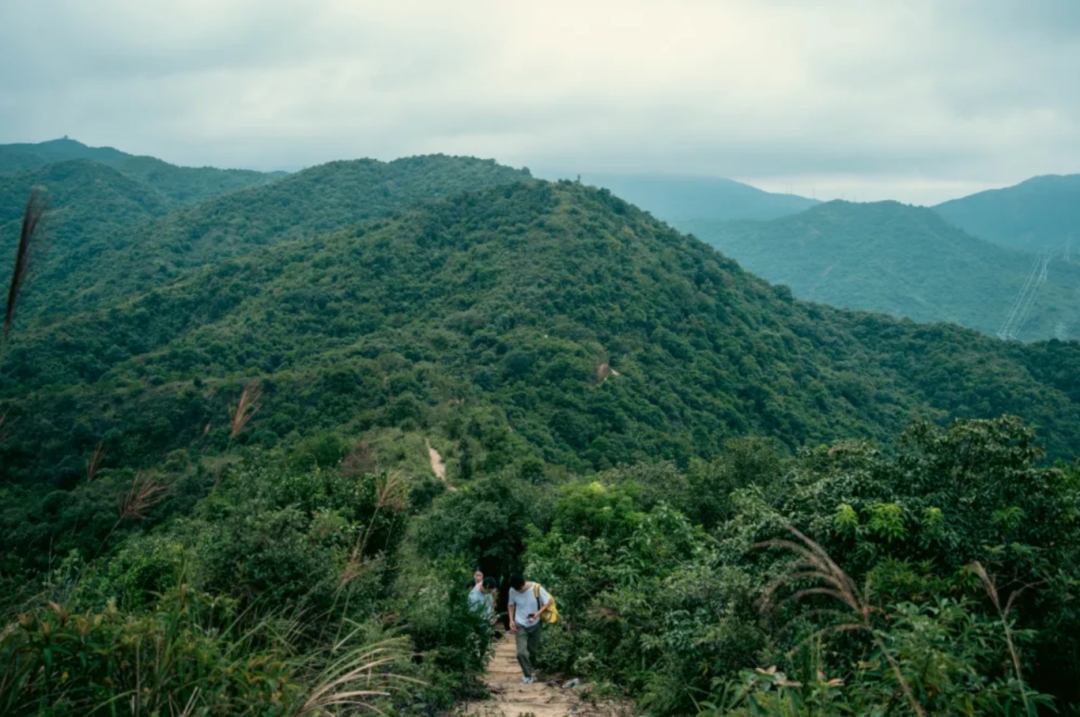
465 634 622 717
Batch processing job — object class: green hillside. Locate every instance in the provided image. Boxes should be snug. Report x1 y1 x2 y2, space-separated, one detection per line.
0 159 174 229
0 161 177 318
934 174 1080 252
6 154 532 326
2 178 1079 714
575 173 819 221
0 137 132 172
686 200 1080 341
4 181 1078 483
0 137 281 204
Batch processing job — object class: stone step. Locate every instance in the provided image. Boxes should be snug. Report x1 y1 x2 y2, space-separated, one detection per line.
494 704 574 712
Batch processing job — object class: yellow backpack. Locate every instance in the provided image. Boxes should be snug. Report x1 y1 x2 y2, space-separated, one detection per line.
533 583 558 624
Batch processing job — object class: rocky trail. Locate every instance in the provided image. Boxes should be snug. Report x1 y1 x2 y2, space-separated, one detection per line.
463 633 624 717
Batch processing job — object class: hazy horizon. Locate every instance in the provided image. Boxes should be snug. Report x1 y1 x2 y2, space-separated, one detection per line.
3 0 1079 205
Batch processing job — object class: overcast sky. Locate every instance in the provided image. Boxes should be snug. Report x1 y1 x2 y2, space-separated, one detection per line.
1 0 1078 204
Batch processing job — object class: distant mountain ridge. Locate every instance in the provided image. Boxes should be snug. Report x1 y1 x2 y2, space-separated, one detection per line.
573 173 819 222
687 200 1080 341
0 138 282 204
933 174 1080 253
4 153 533 326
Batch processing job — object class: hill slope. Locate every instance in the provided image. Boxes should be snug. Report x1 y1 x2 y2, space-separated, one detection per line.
0 138 280 204
686 201 1080 341
0 161 177 310
3 181 1078 485
934 174 1080 253
575 173 819 222
8 155 533 326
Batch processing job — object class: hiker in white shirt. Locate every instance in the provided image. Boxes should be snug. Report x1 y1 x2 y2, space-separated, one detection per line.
507 573 551 684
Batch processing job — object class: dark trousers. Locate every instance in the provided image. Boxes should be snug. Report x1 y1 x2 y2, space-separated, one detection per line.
515 622 542 678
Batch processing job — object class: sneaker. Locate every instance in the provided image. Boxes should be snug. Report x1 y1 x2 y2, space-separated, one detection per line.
521 676 534 685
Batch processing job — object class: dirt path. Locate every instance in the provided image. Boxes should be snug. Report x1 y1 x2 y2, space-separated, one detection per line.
464 633 622 717
426 438 455 491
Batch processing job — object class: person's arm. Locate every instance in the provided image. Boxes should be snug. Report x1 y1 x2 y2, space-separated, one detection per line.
534 587 552 617
508 602 518 631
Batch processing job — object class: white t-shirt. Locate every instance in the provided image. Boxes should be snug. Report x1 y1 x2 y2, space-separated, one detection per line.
468 585 494 618
508 583 551 627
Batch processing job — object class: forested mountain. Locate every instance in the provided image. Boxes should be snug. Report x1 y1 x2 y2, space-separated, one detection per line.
0 159 174 234
7 154 533 326
573 173 819 222
4 180 1079 488
2 170 1080 715
934 173 1080 252
0 137 282 204
686 200 1080 341
0 137 133 172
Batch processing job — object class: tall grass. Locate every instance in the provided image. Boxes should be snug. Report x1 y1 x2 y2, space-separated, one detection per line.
298 631 418 715
749 525 1047 716
0 190 46 374
0 584 421 716
230 379 263 443
759 524 924 716
968 561 1044 717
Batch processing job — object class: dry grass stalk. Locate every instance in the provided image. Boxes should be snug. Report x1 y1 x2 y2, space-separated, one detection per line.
299 637 419 715
3 190 47 344
95 472 169 557
341 441 379 478
229 379 263 442
86 441 105 482
968 561 1044 715
117 472 168 521
758 524 925 717
342 472 407 588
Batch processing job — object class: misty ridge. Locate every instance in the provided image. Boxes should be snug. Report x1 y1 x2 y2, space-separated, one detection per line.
2 3 1080 715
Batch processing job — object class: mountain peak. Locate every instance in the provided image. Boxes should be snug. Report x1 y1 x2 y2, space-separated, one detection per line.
934 174 1080 251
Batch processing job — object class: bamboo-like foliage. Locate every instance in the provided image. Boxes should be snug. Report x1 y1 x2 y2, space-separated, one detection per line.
758 524 925 717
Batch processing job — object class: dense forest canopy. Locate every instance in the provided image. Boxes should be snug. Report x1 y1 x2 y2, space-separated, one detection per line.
0 149 531 326
685 200 1080 342
0 144 1078 715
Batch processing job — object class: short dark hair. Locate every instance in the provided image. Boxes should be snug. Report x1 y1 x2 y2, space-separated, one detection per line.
482 577 498 590
509 573 525 590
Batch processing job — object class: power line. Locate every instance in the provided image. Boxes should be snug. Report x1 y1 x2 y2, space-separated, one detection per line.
997 252 1050 340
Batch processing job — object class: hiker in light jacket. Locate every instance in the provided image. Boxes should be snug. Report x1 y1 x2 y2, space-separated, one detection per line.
469 576 499 624
507 573 551 685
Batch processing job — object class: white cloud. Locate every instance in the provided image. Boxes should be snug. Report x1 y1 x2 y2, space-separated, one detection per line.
1 0 1078 202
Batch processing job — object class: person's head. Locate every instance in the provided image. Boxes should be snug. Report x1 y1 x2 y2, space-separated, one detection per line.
473 570 483 585
481 577 498 594
509 573 526 591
